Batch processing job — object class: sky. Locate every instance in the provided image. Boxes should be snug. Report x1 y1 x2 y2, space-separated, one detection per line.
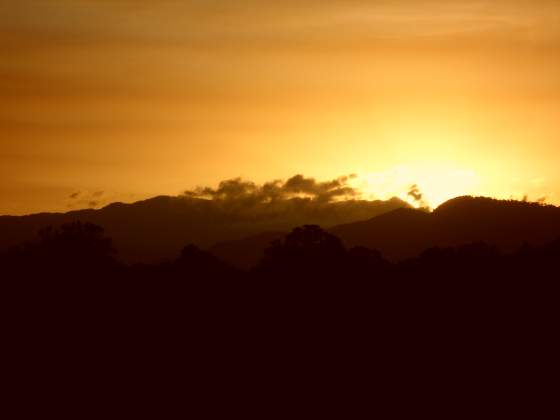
1 0 560 215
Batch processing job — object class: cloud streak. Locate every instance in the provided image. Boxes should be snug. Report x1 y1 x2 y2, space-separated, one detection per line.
187 174 358 204
181 174 408 230
67 190 105 209
407 184 430 210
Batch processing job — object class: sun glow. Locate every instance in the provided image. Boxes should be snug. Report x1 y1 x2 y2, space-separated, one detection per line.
352 163 480 209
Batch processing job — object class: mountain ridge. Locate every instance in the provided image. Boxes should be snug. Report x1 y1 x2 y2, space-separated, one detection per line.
0 194 409 263
211 196 560 267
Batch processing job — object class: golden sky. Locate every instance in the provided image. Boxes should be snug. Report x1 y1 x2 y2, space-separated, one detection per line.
2 0 560 214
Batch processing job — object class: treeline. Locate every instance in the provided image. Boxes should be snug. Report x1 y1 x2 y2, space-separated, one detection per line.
2 221 559 282
3 220 560 326
3 221 558 397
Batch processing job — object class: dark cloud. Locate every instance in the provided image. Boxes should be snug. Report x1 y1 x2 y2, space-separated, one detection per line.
186 174 359 204
407 184 423 202
407 184 430 210
182 174 409 232
67 190 106 210
284 174 358 202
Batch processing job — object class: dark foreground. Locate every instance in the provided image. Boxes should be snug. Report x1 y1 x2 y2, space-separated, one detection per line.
2 222 558 414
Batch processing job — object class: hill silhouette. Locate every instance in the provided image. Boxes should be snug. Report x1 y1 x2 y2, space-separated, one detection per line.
3 217 559 407
2 194 559 267
333 196 560 260
212 196 560 267
0 194 407 263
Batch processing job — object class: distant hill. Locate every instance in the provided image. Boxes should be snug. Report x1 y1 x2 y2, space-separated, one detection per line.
330 207 433 262
0 195 407 263
211 197 560 268
209 232 286 269
331 197 560 261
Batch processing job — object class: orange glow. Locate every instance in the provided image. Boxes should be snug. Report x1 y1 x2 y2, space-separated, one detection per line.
1 1 560 214
352 164 480 209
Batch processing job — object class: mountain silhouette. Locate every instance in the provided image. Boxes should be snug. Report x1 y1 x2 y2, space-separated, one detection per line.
0 195 407 263
210 231 286 270
211 196 560 267
3 195 558 267
332 196 560 260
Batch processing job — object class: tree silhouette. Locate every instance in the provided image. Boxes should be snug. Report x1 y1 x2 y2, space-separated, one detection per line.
171 244 240 279
256 225 347 279
38 222 114 258
5 222 118 279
